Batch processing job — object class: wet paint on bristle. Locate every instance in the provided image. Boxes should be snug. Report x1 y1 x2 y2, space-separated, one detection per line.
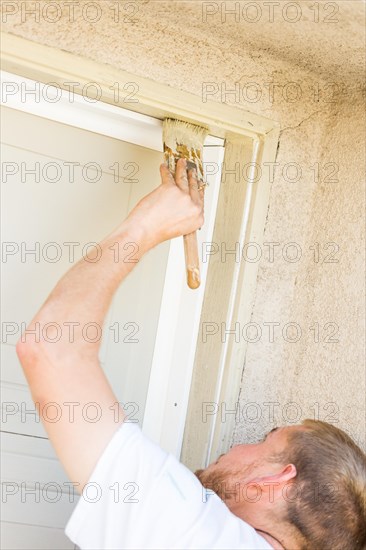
163 119 208 181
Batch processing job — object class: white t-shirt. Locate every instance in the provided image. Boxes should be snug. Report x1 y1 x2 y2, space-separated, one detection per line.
65 421 273 550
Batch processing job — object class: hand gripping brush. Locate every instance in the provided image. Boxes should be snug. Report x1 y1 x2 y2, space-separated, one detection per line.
162 119 208 289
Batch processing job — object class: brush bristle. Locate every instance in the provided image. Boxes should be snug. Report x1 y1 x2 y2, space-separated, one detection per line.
162 119 208 180
163 119 208 149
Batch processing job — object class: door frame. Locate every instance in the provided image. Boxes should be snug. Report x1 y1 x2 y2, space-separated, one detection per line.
1 32 280 467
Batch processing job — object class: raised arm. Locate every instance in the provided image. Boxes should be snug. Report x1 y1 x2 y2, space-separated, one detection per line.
16 159 204 492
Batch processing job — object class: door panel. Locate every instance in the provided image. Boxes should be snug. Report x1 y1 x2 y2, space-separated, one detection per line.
1 522 75 550
1 431 76 549
1 105 170 548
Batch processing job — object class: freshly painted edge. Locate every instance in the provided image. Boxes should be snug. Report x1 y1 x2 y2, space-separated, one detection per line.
0 70 164 151
154 145 226 458
0 70 224 150
208 127 280 463
180 128 280 469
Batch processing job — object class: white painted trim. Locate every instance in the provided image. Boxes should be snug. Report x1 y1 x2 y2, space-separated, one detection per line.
143 145 225 456
205 130 281 465
206 138 262 464
0 70 224 151
0 70 163 151
165 145 226 457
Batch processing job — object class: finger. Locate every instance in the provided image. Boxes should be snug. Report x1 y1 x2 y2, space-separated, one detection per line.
187 166 204 207
160 163 175 186
174 158 189 193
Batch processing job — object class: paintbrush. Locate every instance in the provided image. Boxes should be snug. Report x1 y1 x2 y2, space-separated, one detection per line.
162 119 208 289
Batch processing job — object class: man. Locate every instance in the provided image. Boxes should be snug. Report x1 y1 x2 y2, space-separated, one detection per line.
17 160 366 549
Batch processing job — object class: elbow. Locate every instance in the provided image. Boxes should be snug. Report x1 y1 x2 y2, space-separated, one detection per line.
16 337 42 370
16 314 58 368
15 337 51 407
15 317 51 369
16 320 86 371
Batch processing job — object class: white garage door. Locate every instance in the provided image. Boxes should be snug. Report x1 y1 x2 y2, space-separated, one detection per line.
1 92 224 549
1 105 171 549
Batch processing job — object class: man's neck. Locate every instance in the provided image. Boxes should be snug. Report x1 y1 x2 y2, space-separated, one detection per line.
227 502 291 549
255 528 286 550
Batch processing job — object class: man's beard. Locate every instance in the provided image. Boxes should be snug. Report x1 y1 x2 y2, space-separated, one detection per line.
194 466 234 501
194 461 257 503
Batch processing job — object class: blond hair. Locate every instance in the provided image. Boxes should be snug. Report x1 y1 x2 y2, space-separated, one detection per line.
283 419 366 549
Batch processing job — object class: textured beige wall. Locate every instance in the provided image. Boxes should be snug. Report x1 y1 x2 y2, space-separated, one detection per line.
2 1 365 447
233 100 366 450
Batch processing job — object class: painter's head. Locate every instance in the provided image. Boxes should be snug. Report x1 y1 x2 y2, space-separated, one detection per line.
195 420 366 550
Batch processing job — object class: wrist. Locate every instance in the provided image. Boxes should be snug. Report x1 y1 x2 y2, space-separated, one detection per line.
104 217 156 257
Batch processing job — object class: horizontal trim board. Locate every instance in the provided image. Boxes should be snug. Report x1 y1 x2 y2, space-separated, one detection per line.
0 33 279 139
1 70 224 149
0 69 162 151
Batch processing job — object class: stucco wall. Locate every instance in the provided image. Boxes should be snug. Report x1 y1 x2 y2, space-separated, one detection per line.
233 99 366 450
2 1 365 448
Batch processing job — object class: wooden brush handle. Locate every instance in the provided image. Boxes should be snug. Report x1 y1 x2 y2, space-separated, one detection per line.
183 231 200 289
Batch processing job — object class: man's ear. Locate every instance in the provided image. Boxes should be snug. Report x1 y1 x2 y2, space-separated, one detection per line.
251 463 297 487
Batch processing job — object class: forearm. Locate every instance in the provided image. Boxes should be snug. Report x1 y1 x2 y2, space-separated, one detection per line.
15 220 152 487
20 219 151 360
